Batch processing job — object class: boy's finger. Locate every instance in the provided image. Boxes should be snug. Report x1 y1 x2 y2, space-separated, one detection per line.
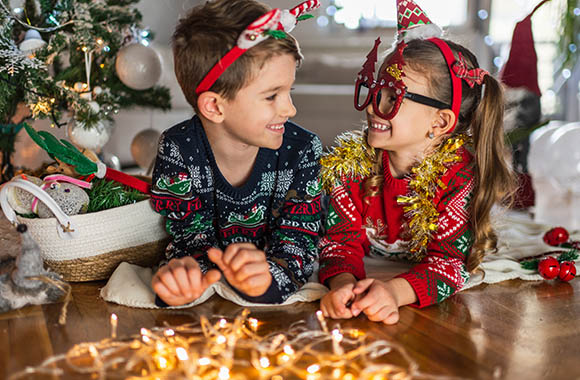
152 280 175 302
232 261 269 283
222 243 257 266
208 248 226 271
156 267 182 296
186 265 202 298
202 269 221 289
169 260 194 298
352 278 374 294
229 249 265 272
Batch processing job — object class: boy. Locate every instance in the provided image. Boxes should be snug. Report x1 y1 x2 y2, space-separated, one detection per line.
150 0 322 306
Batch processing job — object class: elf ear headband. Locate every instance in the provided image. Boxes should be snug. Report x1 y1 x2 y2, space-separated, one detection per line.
195 0 320 95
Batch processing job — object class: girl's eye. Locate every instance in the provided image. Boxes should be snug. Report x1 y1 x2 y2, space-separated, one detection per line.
266 94 277 101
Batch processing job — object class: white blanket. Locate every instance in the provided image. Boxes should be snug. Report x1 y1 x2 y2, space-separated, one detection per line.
100 210 579 308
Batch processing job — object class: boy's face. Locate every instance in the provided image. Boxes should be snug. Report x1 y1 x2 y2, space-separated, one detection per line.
220 53 297 150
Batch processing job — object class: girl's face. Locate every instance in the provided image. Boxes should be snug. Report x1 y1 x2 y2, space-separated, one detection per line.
366 66 440 157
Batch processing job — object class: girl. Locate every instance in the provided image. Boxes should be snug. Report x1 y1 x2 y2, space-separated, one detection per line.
318 0 515 324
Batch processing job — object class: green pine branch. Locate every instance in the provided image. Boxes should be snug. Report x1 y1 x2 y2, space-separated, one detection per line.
86 177 148 212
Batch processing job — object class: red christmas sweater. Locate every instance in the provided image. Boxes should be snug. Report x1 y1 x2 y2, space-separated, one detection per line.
319 147 475 308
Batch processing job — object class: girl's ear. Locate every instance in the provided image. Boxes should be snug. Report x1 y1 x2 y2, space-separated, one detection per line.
432 109 457 137
197 92 226 123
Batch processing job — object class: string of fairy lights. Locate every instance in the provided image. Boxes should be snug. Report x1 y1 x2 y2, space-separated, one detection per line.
7 309 427 380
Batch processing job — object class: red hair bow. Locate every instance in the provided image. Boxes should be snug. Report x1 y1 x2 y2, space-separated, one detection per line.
452 52 488 88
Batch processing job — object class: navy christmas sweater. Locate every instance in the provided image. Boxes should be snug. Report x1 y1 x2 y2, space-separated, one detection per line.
150 116 323 303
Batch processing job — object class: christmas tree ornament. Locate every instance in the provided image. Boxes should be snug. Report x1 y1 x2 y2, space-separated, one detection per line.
115 43 162 90
538 257 560 280
67 119 113 152
130 128 160 170
558 261 576 282
543 226 570 246
195 0 320 94
18 29 47 52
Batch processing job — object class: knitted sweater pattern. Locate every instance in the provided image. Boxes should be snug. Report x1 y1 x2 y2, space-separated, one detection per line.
319 144 475 308
151 116 323 303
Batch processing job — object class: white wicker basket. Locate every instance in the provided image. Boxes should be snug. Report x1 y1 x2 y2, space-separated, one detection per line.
1 178 168 281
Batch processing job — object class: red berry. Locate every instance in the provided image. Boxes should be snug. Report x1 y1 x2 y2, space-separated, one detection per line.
543 227 569 246
558 261 576 282
538 257 560 280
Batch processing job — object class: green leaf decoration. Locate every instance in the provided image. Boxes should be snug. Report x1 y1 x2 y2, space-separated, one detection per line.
265 30 287 39
23 124 98 175
558 249 579 262
297 14 314 21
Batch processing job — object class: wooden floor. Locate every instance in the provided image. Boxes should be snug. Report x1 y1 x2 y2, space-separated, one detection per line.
1 277 579 379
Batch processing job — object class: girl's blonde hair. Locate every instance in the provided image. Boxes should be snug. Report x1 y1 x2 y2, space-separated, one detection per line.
364 38 516 272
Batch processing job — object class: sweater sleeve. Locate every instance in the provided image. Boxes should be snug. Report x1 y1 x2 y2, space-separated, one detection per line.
318 177 370 285
246 136 323 304
150 132 217 273
396 164 475 308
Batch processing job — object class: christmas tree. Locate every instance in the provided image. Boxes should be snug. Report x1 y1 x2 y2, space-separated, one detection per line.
0 0 171 181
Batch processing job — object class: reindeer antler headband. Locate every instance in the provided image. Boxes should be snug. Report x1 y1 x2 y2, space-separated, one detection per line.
195 0 320 95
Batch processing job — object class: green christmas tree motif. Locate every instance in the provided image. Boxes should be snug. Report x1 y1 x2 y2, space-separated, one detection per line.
436 280 453 302
306 179 322 197
226 205 266 228
184 214 212 234
156 173 192 196
325 204 341 230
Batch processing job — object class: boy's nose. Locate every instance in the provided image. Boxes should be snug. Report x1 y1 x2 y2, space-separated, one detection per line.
281 95 297 118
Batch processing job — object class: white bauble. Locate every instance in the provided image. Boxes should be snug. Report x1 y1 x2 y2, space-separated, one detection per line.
115 43 162 90
548 123 580 183
68 119 113 152
528 121 563 177
130 128 161 169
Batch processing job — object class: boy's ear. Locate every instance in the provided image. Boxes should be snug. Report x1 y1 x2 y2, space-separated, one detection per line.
432 109 457 137
197 92 226 123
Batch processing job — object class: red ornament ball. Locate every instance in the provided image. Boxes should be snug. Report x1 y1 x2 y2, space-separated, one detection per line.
543 227 569 246
558 261 576 282
538 257 560 280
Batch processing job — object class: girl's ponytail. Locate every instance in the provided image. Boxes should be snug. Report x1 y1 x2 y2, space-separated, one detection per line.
468 74 516 271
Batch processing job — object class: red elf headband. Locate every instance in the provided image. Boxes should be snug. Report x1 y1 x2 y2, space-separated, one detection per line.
195 0 320 95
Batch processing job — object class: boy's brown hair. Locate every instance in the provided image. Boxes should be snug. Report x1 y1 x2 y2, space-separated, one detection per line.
173 0 304 112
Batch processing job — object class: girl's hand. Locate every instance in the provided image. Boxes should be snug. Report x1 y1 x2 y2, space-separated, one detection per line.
351 278 409 325
208 243 272 297
320 273 357 319
152 256 221 306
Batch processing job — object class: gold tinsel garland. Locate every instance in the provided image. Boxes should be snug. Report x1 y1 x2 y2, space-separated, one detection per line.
396 134 470 260
319 131 376 193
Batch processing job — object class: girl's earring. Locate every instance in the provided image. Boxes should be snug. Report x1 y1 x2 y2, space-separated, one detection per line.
428 131 435 139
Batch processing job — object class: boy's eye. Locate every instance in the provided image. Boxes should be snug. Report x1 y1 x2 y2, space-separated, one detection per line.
266 94 277 101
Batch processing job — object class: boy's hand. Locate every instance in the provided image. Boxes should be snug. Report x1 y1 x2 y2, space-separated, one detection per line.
350 278 401 325
152 256 221 306
320 273 357 319
208 243 272 297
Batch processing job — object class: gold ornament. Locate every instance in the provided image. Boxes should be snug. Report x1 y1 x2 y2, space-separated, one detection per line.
397 134 471 260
